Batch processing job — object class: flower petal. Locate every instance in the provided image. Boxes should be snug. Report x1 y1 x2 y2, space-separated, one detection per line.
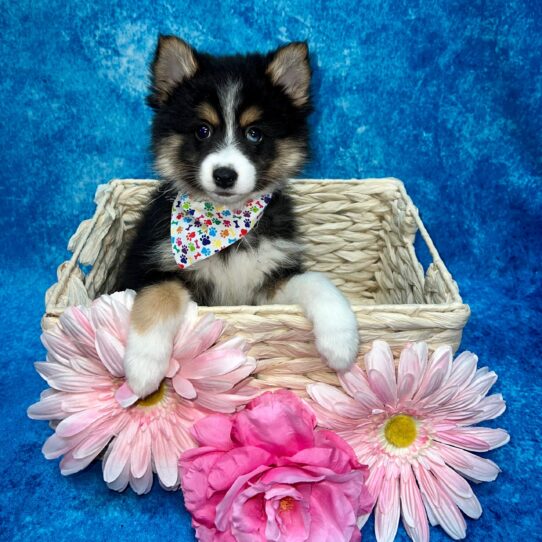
286 446 353 475
103 421 139 484
42 433 72 460
364 341 397 406
262 486 308 542
209 446 274 493
27 392 67 420
95 328 125 377
106 459 131 492
59 450 98 476
467 368 498 397
397 345 423 402
415 465 467 540
215 465 270 531
232 390 316 455
55 406 112 438
130 460 154 495
375 474 400 542
429 462 482 519
90 291 133 343
71 414 126 460
193 362 255 393
172 374 197 399
180 348 249 379
41 331 87 366
435 426 509 452
414 345 452 402
307 383 368 419
447 351 478 391
400 465 429 542
308 480 361 542
462 394 507 424
152 425 179 488
173 317 224 360
191 413 234 450
34 362 111 393
59 306 97 357
195 389 256 414
114 382 139 407
338 365 383 412
435 442 501 482
364 464 385 517
131 428 152 479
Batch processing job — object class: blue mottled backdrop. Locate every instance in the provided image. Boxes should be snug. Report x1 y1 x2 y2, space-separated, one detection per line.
1 0 540 540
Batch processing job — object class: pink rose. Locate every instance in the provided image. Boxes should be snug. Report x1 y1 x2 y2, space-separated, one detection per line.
180 390 373 541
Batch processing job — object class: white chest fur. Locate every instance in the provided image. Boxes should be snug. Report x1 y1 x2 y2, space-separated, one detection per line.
190 238 300 305
151 237 301 305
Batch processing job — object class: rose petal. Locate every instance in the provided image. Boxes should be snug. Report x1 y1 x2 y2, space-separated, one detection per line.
232 391 316 455
191 414 235 450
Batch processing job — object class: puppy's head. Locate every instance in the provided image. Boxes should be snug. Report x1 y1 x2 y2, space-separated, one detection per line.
148 35 312 204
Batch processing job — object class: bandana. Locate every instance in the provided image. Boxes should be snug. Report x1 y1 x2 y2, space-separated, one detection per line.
171 192 272 269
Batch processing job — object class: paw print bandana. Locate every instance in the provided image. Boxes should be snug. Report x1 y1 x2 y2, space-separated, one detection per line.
171 192 272 269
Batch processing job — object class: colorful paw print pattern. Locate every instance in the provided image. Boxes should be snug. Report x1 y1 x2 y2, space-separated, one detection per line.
170 192 272 269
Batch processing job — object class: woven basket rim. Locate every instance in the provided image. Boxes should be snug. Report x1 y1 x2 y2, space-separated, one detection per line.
45 301 468 317
102 177 458 287
106 177 407 186
44 177 467 319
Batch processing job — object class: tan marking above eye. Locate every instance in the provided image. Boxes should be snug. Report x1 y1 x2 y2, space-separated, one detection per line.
239 106 263 127
195 102 220 126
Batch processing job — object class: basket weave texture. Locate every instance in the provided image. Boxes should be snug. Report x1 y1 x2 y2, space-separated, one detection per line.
43 178 470 391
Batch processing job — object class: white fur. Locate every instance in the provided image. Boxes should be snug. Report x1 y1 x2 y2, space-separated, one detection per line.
187 238 301 305
271 271 359 371
126 237 301 395
133 245 357 389
220 80 240 146
199 145 257 197
198 79 257 200
124 301 187 398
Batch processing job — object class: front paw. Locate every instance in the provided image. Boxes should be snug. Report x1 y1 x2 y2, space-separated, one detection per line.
123 330 172 398
315 322 360 372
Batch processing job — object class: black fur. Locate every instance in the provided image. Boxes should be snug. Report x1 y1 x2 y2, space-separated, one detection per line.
117 181 304 305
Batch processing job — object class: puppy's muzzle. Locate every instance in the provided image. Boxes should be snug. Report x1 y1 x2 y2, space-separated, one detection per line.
213 167 238 190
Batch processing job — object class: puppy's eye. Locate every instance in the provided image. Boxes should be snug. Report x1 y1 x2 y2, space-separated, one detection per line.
245 126 263 144
195 124 212 141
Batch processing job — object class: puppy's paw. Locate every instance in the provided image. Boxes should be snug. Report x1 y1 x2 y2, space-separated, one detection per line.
316 326 359 371
123 329 172 398
314 311 360 372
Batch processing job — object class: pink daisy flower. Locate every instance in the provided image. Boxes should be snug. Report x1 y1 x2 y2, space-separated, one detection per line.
28 290 257 494
307 340 509 542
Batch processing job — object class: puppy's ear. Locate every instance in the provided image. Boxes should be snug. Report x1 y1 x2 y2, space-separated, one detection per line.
267 42 311 106
148 35 198 107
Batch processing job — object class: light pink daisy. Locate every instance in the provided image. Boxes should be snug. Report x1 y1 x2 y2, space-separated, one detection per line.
28 290 257 494
307 340 509 542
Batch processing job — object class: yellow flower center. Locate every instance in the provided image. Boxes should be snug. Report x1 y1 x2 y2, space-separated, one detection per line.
136 381 166 407
279 497 295 512
384 414 417 448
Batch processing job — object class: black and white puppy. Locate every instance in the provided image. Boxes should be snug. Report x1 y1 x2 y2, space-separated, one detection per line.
119 36 359 398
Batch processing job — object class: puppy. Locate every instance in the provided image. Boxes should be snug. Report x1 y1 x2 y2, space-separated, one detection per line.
118 36 359 397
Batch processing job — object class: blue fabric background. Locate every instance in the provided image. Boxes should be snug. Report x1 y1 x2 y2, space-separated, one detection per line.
1 1 540 540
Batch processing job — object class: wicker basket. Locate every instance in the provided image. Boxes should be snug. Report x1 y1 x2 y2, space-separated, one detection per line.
43 178 469 391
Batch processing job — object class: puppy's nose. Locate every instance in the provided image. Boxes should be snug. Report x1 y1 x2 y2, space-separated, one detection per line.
213 167 238 189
